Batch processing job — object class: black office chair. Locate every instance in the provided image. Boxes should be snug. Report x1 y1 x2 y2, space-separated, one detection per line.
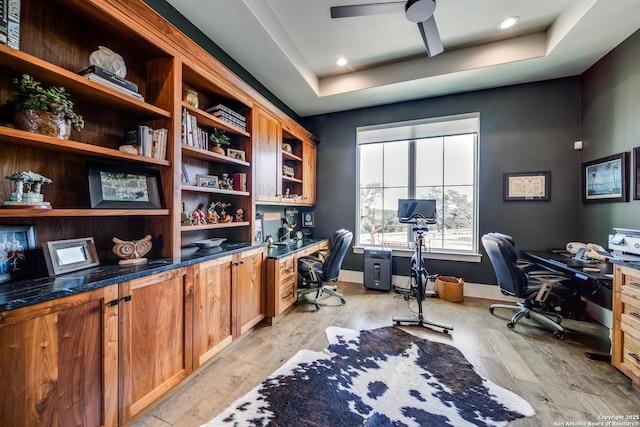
296 229 353 311
481 232 578 339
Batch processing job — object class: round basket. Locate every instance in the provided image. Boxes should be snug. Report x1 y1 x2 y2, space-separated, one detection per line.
436 275 464 303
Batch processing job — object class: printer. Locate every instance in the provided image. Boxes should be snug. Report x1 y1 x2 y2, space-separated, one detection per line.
608 228 640 261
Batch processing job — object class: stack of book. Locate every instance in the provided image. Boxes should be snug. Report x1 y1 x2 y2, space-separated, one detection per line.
181 108 210 150
120 125 168 160
231 173 247 192
205 104 246 131
78 65 144 102
0 0 20 50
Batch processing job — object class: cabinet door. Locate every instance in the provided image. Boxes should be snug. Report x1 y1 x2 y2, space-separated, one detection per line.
302 138 317 205
193 255 234 368
119 268 192 423
0 286 119 427
234 247 266 336
253 108 282 202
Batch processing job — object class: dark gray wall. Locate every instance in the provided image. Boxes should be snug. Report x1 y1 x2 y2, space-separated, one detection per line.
303 78 583 284
580 29 640 244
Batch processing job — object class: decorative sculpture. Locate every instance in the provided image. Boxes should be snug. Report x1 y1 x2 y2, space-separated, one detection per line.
112 234 152 265
3 171 52 209
89 46 127 78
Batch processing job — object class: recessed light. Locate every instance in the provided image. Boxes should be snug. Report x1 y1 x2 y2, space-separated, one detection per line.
498 16 519 30
335 57 348 66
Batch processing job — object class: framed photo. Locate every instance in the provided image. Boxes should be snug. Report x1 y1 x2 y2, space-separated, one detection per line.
503 171 551 201
255 214 264 243
181 164 189 184
0 225 38 283
582 152 629 203
88 161 163 209
43 237 100 276
634 147 640 200
302 211 315 227
227 148 246 161
196 174 219 188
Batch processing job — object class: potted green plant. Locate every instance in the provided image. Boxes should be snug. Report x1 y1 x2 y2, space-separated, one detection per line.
5 74 84 139
209 128 230 155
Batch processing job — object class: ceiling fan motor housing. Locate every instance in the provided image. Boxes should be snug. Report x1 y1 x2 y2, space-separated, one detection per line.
405 0 436 22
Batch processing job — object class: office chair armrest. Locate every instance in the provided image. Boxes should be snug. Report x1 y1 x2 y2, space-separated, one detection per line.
298 257 322 282
516 259 535 270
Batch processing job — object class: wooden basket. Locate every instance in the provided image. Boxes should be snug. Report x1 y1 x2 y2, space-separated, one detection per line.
436 276 464 302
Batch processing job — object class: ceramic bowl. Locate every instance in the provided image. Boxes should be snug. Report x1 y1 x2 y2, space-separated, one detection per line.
193 238 226 248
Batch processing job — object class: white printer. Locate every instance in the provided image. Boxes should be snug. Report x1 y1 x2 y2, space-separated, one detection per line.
608 228 640 261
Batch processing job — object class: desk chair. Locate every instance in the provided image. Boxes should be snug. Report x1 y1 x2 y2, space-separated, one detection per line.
481 232 578 339
296 229 353 311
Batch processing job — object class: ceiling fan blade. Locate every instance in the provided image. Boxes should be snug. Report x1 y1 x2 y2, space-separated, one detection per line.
417 16 444 57
330 2 405 18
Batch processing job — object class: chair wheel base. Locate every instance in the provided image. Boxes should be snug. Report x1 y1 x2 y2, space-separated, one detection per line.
553 331 564 340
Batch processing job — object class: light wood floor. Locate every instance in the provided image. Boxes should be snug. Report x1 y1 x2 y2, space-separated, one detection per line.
131 282 640 427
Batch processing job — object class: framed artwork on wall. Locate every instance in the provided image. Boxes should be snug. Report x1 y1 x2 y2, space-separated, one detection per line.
581 152 629 203
503 171 551 201
634 147 640 200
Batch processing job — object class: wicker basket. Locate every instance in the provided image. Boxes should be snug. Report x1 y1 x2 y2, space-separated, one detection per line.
436 275 464 302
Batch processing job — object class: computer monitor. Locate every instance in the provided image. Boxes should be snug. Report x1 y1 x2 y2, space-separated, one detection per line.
397 199 437 224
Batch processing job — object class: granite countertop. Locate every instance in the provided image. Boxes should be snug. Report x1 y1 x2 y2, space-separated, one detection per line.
610 258 640 271
0 238 328 312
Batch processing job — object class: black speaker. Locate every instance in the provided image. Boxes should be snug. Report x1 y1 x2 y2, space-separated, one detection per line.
363 247 392 291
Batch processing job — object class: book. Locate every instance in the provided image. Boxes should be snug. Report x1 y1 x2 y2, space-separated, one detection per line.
123 125 152 156
83 73 144 101
78 64 138 92
206 103 245 122
0 0 20 50
231 173 247 192
152 128 168 160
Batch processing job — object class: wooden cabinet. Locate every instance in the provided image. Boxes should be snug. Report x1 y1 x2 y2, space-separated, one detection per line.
118 268 192 423
301 138 317 205
253 107 282 203
612 264 640 391
266 240 329 319
193 246 265 368
0 285 119 427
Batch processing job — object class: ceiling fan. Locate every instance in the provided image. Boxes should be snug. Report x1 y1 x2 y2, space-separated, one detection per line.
330 0 444 57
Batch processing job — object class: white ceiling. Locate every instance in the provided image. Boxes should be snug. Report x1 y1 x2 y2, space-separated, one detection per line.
165 0 640 117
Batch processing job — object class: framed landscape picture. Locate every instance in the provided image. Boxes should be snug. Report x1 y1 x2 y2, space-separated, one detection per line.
88 161 163 209
582 152 629 203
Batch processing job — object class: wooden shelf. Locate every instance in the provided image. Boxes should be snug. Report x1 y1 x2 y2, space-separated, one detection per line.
282 176 302 184
0 208 170 217
182 144 250 167
0 126 171 166
181 185 250 197
181 221 250 232
182 103 250 138
282 151 302 162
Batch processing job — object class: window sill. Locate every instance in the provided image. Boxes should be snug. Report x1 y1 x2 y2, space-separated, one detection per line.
353 246 482 263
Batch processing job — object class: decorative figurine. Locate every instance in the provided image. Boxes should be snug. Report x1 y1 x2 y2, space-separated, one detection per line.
112 235 152 265
235 208 244 222
181 202 193 225
207 202 220 223
192 203 207 225
219 173 234 190
3 171 52 209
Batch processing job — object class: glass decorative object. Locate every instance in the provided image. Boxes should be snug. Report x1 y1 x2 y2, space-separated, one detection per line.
89 46 127 78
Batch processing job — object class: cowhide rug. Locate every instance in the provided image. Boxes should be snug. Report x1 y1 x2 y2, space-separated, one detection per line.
202 326 534 427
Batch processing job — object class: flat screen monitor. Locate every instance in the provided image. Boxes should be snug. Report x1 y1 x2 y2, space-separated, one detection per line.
397 199 437 224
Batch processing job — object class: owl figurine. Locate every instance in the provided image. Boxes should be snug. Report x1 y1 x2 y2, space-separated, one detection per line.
112 235 153 265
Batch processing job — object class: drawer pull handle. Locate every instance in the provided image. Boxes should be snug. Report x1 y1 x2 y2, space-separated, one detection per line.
281 291 293 299
630 353 640 362
630 281 640 288
631 312 640 319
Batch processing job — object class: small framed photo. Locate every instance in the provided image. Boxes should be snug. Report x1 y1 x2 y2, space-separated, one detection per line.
227 148 246 161
88 161 163 209
43 237 100 276
196 174 219 188
0 224 38 283
302 211 315 227
255 214 264 242
582 152 629 203
503 171 551 201
181 164 189 184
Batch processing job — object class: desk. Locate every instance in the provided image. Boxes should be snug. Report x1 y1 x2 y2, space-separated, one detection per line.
521 250 612 291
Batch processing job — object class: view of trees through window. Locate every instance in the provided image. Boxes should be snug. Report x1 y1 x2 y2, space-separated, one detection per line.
357 127 477 253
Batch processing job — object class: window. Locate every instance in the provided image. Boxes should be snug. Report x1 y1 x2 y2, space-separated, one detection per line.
357 113 479 254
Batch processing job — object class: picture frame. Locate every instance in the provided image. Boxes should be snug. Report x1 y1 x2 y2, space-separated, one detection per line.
582 152 629 203
227 148 246 161
634 147 640 200
503 171 551 201
255 214 264 243
0 224 38 283
88 161 163 209
43 237 100 276
181 164 189 184
302 211 315 227
196 174 219 188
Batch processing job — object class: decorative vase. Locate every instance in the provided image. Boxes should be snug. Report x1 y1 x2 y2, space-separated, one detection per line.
211 144 225 155
13 110 72 140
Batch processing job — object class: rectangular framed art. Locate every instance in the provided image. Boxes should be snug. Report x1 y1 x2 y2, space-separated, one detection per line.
42 237 100 276
88 161 163 209
634 147 640 200
503 171 551 201
582 152 629 203
227 148 246 161
0 224 38 283
196 174 219 188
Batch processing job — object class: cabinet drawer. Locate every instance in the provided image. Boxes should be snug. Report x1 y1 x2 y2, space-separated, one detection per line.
621 293 640 331
620 322 640 377
622 276 640 300
279 257 296 279
278 277 296 313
